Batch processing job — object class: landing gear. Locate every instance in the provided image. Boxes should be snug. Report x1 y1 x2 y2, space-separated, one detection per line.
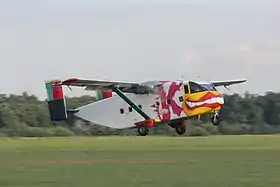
169 120 187 135
137 125 149 136
211 112 220 125
175 125 186 135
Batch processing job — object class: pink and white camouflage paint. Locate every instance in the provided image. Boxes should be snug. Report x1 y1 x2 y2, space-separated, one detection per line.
151 81 184 121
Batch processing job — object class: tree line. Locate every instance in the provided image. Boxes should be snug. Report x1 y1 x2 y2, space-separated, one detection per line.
0 91 280 137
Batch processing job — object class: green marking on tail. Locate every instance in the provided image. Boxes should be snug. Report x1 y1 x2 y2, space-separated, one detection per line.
96 91 103 100
45 79 61 101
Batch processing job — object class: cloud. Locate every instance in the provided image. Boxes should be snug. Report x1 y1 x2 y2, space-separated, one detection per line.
215 43 254 56
214 40 280 65
184 51 200 62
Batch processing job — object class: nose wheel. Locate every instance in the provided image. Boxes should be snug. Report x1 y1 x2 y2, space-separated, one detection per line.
211 112 220 125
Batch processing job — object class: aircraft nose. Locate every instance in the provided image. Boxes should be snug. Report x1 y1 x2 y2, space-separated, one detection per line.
218 92 224 105
220 96 224 105
209 91 224 106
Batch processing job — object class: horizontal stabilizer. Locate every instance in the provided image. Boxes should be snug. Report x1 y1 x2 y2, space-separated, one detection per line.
67 109 79 115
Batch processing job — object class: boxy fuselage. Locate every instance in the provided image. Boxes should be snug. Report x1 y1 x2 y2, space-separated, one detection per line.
45 80 224 129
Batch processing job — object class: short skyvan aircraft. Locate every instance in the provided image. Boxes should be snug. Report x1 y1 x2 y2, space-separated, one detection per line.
45 77 246 136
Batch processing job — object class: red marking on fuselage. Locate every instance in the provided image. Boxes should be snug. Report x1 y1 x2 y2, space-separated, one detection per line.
156 86 170 120
154 81 183 120
187 92 222 103
167 82 183 116
186 102 222 110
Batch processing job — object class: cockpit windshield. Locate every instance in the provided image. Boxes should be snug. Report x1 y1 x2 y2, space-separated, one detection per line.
200 84 217 91
187 81 216 93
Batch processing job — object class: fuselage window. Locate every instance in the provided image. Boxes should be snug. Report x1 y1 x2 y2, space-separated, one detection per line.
167 99 171 105
179 96 183 102
128 106 133 112
138 105 142 109
120 108 124 114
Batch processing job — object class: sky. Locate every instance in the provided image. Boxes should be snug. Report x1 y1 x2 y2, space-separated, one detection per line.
0 0 279 100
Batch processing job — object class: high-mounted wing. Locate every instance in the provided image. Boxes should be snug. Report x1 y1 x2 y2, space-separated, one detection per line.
61 78 155 94
62 78 138 89
210 79 247 87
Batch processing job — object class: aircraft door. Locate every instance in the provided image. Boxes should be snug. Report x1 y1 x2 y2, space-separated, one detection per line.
183 83 190 95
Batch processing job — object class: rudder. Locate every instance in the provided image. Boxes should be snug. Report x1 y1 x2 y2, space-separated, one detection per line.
45 80 67 121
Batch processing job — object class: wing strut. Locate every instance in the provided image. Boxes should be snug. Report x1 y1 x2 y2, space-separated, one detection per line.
112 87 151 120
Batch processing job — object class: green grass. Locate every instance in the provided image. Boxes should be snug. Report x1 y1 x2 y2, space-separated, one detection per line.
0 135 280 187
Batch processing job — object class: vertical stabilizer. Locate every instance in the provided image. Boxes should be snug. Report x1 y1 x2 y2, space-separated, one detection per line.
45 80 67 121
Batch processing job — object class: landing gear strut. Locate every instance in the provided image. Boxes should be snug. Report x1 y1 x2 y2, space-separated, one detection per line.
211 112 220 125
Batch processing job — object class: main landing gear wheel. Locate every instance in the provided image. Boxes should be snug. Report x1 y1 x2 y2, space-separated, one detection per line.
137 125 149 136
171 120 187 135
211 112 220 126
175 125 186 135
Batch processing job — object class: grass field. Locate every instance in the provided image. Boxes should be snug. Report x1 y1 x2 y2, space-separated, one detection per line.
0 135 280 187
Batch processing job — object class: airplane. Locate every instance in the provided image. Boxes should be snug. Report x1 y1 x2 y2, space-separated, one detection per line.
44 77 247 136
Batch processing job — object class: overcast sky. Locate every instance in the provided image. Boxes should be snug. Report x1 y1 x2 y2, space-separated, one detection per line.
0 0 279 99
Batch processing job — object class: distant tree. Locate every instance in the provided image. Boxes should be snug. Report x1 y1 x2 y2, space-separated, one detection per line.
0 91 280 136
